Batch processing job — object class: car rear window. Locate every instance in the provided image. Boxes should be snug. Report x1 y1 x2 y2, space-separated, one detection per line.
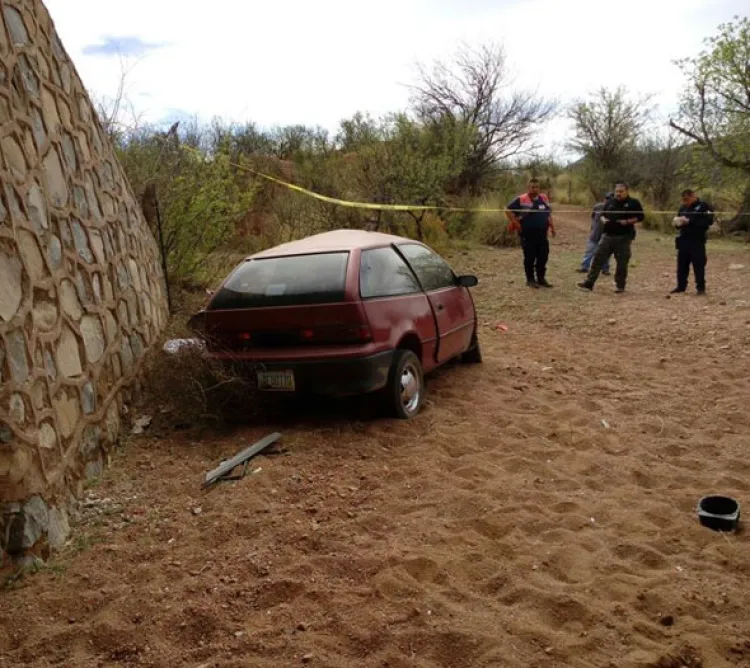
209 252 349 309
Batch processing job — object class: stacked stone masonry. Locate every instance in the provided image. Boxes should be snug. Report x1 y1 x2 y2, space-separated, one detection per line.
0 0 168 558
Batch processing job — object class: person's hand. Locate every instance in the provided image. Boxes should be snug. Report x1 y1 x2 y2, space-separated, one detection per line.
600 216 609 224
672 217 683 227
551 229 557 237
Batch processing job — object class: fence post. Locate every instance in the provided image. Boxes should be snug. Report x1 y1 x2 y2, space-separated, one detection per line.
153 188 172 313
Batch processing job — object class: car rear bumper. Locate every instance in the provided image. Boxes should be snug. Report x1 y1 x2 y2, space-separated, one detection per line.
221 349 395 396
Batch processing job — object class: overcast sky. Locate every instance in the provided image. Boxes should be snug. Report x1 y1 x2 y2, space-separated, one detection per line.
46 0 747 158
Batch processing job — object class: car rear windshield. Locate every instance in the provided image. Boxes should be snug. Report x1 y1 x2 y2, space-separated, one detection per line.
209 252 349 309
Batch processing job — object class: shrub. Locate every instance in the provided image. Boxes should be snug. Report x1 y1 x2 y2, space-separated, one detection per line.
641 212 674 233
140 342 262 428
475 213 519 247
472 194 520 247
553 173 591 206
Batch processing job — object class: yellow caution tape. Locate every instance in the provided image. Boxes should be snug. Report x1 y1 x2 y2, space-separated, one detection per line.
177 143 741 216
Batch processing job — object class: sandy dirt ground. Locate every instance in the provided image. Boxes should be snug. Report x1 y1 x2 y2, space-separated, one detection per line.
2 211 750 668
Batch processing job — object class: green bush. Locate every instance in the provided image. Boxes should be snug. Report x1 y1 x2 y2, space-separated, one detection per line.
641 212 674 232
472 193 521 248
552 173 592 206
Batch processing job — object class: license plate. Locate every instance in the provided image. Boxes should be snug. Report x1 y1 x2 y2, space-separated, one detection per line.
256 370 295 392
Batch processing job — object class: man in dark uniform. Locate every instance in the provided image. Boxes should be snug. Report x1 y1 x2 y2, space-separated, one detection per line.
670 189 714 295
578 182 644 294
506 178 556 289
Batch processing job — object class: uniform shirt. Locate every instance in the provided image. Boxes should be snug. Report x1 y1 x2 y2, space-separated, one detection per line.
507 194 553 234
601 197 644 237
677 199 714 242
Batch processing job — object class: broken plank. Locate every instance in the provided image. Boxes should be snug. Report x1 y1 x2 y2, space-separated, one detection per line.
203 432 281 488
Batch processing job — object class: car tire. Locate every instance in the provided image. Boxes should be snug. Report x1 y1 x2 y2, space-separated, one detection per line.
385 350 425 419
461 332 483 364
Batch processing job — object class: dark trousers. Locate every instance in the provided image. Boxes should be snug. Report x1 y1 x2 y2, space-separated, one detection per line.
586 234 632 289
676 238 707 291
520 231 549 283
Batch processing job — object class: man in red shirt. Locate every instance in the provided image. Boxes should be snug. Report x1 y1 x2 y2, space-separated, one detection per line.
506 178 556 289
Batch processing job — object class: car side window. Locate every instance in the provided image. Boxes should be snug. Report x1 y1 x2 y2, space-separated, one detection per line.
399 244 456 292
360 247 421 299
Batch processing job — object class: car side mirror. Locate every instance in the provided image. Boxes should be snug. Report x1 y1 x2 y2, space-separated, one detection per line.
457 274 478 288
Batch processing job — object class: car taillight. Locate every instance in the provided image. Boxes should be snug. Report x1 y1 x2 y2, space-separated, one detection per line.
222 332 252 350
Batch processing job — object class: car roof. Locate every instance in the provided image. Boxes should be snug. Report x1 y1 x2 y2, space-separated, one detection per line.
248 229 420 259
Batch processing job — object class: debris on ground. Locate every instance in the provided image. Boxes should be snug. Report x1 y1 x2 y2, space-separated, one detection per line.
131 416 153 435
163 338 206 355
203 433 282 488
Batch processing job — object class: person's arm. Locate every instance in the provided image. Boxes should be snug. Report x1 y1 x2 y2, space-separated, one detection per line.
506 198 521 233
621 199 644 226
674 208 687 228
599 202 611 226
548 214 556 236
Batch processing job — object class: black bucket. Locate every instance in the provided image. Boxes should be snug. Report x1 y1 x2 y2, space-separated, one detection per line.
697 495 740 532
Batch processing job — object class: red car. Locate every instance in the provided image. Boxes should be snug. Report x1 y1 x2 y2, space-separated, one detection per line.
192 230 481 419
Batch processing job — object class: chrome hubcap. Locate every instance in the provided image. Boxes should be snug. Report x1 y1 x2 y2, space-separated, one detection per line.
400 363 421 414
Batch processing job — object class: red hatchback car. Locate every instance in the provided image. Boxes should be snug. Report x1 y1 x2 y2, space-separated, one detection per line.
193 230 481 418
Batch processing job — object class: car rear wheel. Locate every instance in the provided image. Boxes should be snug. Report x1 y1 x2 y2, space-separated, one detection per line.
385 350 424 419
461 332 482 364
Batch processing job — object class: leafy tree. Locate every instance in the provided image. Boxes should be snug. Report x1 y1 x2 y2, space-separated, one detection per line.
410 42 556 195
637 130 686 211
341 114 473 239
206 118 275 162
267 125 331 161
567 86 653 198
335 112 383 152
670 16 750 230
115 123 257 289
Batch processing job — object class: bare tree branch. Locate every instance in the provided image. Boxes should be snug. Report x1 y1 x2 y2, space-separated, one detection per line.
410 42 557 195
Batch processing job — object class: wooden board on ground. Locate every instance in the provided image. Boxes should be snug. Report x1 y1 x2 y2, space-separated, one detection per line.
203 432 281 488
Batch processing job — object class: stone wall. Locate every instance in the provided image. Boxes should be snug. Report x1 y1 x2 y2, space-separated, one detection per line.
0 0 168 559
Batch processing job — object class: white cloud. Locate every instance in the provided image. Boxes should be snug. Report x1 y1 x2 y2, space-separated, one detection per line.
46 0 747 152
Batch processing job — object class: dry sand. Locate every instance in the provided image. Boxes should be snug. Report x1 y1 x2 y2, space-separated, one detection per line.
2 211 750 667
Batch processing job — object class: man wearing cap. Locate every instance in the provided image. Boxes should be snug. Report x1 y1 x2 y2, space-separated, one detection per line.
578 182 644 294
506 178 556 289
578 192 613 275
670 189 714 295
